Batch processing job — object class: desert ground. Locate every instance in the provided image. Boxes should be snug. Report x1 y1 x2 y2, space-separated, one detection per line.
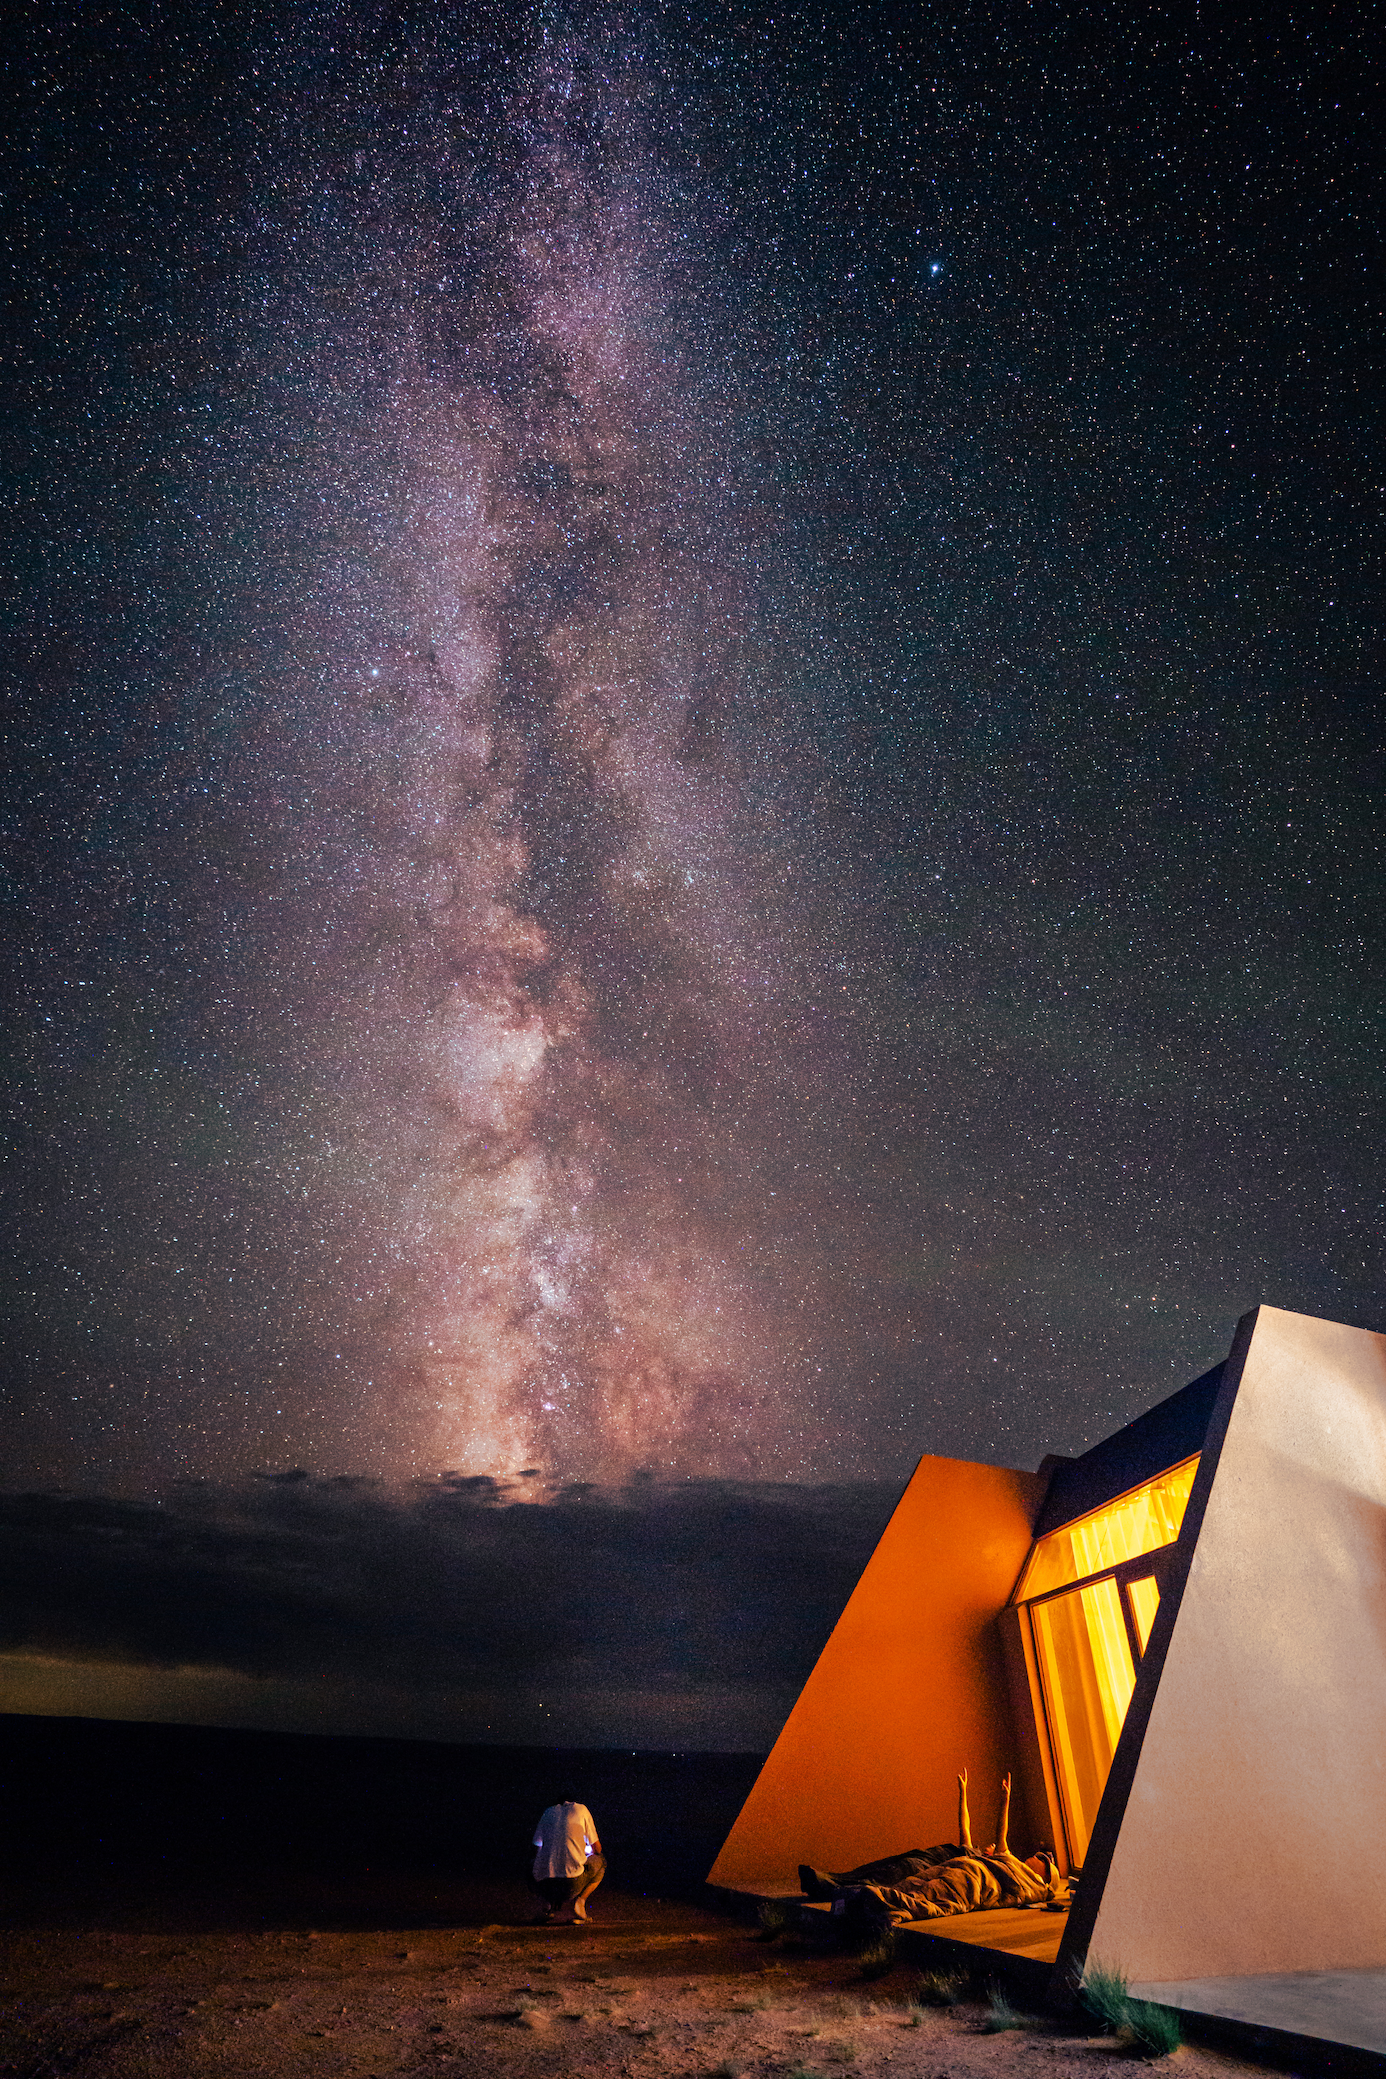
2 1895 1295 2079
0 1717 1286 2079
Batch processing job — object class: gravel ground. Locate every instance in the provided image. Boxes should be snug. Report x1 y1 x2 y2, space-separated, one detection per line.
1 1897 1277 2079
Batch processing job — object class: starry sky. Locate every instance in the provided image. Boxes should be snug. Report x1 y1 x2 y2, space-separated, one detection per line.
1 0 1382 1741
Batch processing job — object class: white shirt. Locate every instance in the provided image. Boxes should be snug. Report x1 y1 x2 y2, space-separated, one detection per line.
532 1801 599 1881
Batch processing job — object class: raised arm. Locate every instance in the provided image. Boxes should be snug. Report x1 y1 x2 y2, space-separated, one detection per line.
957 1768 974 1854
994 1773 1012 1857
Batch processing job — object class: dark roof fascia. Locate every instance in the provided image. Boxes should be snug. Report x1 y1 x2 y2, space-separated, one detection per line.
1034 1362 1226 1537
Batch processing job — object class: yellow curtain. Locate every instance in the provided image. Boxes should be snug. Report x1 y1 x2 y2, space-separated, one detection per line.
1016 1456 1198 1601
1126 1574 1160 1654
1031 1577 1136 1865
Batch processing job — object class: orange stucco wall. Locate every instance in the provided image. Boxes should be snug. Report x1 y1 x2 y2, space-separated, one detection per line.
1081 1305 1386 1981
707 1455 1046 1890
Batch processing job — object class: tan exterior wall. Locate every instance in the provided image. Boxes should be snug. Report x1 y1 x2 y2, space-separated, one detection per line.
708 1456 1045 1890
1080 1305 1386 1980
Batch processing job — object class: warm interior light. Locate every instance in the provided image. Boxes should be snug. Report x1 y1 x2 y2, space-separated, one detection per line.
1031 1576 1135 1865
1126 1573 1160 1655
1014 1456 1199 1602
1015 1458 1198 1867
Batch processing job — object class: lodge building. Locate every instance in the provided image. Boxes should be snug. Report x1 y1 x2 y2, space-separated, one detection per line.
709 1304 1386 2060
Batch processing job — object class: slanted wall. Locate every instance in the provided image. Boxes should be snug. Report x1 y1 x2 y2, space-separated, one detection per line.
1074 1305 1386 1982
708 1456 1045 1891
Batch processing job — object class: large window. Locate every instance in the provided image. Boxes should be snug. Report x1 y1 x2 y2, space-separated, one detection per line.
1011 1457 1198 1866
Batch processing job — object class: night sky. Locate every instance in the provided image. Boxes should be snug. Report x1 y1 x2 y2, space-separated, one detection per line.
2 1 1381 1741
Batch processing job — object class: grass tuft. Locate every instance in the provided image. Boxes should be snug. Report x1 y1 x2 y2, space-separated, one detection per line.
981 1985 1033 2033
1125 1997 1184 2058
856 1929 899 1980
1082 1962 1134 2033
1081 1961 1182 2058
916 1968 966 2007
756 1897 795 1941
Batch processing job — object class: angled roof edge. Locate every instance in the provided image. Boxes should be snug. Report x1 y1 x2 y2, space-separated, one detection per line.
1034 1362 1226 1537
1050 1306 1258 1996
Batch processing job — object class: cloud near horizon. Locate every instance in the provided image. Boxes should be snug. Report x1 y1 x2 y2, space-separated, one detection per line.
0 1475 898 1750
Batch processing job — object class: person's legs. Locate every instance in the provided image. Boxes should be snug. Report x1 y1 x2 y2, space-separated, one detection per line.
569 1853 606 1921
531 1875 572 1923
544 1866 601 1925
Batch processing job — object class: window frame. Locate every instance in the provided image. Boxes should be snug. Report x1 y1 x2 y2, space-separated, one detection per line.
1021 1546 1176 1675
1008 1457 1200 1870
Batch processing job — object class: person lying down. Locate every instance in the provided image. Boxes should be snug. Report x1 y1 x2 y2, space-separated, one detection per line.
798 1770 1071 1929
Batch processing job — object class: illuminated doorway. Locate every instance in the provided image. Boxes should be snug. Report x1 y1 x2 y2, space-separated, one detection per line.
1011 1457 1198 1866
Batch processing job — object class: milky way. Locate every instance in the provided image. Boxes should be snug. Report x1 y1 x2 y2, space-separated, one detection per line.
314 47 840 1478
4 2 1381 1495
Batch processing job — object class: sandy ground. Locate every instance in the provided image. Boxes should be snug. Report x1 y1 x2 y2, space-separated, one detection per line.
1 1893 1279 2079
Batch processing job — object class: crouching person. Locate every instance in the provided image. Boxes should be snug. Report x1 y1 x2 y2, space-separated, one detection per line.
530 1797 606 1925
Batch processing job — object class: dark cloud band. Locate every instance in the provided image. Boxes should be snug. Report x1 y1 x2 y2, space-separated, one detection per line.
0 1477 896 1747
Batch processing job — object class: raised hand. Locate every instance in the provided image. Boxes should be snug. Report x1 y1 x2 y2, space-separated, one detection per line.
995 1770 1013 1857
957 1766 974 1852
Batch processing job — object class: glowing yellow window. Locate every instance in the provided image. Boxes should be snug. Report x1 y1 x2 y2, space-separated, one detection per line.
1014 1456 1199 1602
1013 1458 1198 1868
1031 1577 1136 1865
1126 1574 1161 1654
